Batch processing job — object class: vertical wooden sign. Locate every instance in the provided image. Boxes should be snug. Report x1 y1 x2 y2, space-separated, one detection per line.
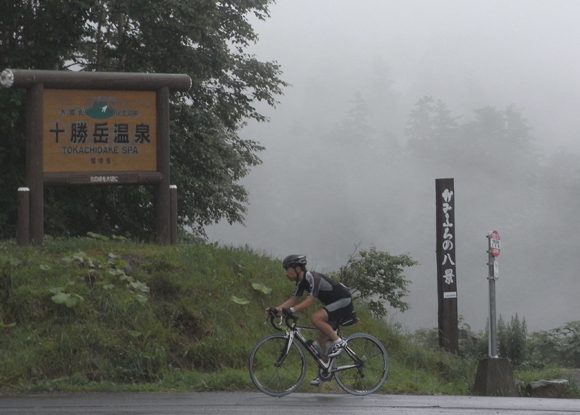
435 178 458 353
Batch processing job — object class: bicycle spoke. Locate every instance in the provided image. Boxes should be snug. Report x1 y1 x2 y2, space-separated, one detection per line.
249 334 306 397
334 333 388 395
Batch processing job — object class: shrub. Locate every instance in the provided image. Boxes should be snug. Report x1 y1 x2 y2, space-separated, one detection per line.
498 314 528 366
331 246 417 318
529 321 580 368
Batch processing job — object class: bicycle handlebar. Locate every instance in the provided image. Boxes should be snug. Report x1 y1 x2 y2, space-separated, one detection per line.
265 308 298 331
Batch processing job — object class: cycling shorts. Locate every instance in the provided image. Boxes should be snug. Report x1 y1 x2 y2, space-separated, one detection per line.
324 297 354 326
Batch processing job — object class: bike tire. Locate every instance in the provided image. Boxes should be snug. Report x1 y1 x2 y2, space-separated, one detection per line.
334 333 388 395
248 333 306 397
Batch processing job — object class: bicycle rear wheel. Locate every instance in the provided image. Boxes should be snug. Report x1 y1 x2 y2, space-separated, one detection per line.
248 333 306 397
334 333 388 395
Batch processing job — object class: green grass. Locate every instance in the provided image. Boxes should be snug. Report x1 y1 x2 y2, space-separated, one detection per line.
0 236 577 396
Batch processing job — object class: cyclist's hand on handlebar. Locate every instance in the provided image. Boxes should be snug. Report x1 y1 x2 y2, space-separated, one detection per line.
265 307 279 318
281 307 294 317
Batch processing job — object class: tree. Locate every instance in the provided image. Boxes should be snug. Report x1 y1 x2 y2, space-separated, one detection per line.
331 246 417 318
0 0 287 240
405 96 460 165
456 105 537 178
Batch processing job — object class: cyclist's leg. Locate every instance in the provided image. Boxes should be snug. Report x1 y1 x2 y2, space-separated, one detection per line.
310 308 339 342
311 298 353 339
313 330 332 366
316 331 331 355
307 310 334 386
312 299 353 357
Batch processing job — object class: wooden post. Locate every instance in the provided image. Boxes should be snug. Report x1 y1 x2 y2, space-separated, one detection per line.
17 187 30 246
4 69 191 91
155 86 170 245
26 83 44 244
170 185 178 245
435 178 458 353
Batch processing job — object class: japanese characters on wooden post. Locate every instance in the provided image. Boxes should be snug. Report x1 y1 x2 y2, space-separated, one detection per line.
435 178 459 353
1 69 191 245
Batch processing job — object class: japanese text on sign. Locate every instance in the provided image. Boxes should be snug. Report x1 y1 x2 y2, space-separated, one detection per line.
43 90 157 173
441 188 455 286
435 180 458 301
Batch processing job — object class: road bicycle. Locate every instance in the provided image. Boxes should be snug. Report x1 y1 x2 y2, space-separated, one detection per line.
248 309 388 397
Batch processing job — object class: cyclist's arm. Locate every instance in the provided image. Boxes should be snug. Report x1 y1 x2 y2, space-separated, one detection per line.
276 296 299 311
275 294 315 313
292 295 316 313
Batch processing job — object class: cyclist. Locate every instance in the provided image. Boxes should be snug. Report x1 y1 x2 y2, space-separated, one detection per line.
271 254 354 386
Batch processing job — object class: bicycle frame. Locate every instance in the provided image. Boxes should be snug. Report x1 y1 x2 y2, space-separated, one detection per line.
271 315 361 377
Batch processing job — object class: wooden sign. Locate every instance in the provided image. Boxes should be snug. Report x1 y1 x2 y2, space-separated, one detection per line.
43 89 157 172
435 178 458 353
2 68 191 246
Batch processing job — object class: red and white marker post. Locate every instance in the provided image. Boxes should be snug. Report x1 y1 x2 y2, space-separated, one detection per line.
487 230 501 357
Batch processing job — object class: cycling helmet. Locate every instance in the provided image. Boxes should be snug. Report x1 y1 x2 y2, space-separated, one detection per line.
282 254 307 269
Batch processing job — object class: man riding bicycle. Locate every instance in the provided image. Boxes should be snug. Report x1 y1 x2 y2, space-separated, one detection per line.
270 254 354 386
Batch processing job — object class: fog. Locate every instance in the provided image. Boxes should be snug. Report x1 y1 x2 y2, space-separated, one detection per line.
206 0 580 334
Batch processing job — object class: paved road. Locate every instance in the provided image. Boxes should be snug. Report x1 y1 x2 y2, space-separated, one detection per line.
0 392 579 414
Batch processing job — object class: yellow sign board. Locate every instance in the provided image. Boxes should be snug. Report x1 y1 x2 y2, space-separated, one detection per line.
43 89 157 172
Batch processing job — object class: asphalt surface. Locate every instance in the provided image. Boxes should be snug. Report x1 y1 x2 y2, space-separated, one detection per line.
1 392 579 414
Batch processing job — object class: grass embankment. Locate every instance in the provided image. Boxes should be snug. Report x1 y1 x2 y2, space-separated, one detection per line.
0 237 575 396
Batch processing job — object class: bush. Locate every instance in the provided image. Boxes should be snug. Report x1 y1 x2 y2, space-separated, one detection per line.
498 314 528 366
331 246 417 318
529 321 580 368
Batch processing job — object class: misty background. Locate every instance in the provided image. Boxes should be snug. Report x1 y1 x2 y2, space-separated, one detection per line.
206 0 580 334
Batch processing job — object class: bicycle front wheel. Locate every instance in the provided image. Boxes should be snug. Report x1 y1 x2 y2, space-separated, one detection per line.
248 333 306 397
334 333 388 395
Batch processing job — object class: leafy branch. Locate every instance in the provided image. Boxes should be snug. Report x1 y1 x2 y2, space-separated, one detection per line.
332 246 417 318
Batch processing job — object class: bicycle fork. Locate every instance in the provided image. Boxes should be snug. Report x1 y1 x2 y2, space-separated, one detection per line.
275 332 296 367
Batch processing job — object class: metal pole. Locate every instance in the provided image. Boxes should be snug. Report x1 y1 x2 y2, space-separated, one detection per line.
487 233 498 357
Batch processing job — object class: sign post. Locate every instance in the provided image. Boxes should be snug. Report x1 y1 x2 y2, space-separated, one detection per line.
1 68 191 245
435 178 458 353
472 229 516 397
487 230 501 357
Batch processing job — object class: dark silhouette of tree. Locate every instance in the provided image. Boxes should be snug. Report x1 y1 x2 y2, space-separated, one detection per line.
405 96 460 167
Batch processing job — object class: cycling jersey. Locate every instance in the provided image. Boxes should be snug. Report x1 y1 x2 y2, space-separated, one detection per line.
292 271 351 305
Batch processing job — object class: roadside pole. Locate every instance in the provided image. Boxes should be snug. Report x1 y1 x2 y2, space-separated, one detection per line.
487 230 500 357
472 229 517 396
